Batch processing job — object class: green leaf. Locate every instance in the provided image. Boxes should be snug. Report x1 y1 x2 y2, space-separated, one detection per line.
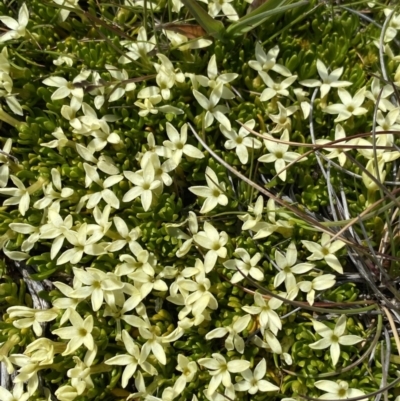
226 0 309 36
180 0 225 39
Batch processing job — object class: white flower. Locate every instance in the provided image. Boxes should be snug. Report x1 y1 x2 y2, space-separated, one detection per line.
193 222 228 271
0 175 33 216
9 222 40 252
105 330 157 387
0 3 29 43
134 86 183 116
189 166 228 214
119 27 156 64
220 120 262 164
205 314 251 353
365 77 395 112
315 380 366 400
105 64 136 102
7 306 58 337
123 317 183 365
163 122 204 164
234 359 279 394
298 274 336 305
176 354 198 385
258 130 306 181
193 86 231 130
40 208 73 260
69 267 124 312
123 162 162 211
315 124 358 167
195 55 238 99
223 248 264 283
376 109 400 145
68 345 97 395
299 60 352 98
42 70 91 110
269 102 298 133
164 29 212 51
126 372 157 401
33 168 74 210
198 353 250 396
383 8 400 43
206 0 238 21
53 54 74 67
57 222 106 265
81 163 123 209
357 134 400 166
324 87 368 122
41 127 70 151
361 159 387 194
52 281 85 325
0 138 12 187
106 217 141 252
273 241 314 293
0 383 29 401
249 43 292 77
301 233 346 274
309 315 363 366
52 309 95 355
242 292 283 334
53 0 80 22
259 72 297 102
154 54 185 100
179 262 219 317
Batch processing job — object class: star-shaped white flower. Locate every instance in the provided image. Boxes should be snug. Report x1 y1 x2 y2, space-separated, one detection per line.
242 292 283 334
206 0 238 21
315 380 366 400
205 314 251 353
301 233 346 273
195 55 238 99
119 27 156 64
324 87 368 122
193 86 231 130
0 3 29 43
0 175 31 216
315 123 358 167
259 72 297 102
69 267 124 312
299 60 352 98
223 248 264 283
249 43 292 77
365 77 395 112
273 241 314 293
162 122 204 164
234 359 279 394
189 166 228 214
258 129 306 181
105 330 157 387
123 162 162 211
220 120 262 164
193 222 228 271
198 353 250 397
0 138 12 187
0 383 29 401
309 315 363 366
298 274 336 305
52 310 95 356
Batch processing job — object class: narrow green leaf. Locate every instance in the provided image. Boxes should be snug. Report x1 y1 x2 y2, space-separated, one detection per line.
180 0 225 39
227 0 309 36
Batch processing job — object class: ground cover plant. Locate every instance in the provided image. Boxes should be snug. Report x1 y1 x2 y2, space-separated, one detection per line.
0 0 400 400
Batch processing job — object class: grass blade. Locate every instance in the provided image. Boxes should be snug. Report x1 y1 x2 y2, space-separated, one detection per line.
226 0 309 36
